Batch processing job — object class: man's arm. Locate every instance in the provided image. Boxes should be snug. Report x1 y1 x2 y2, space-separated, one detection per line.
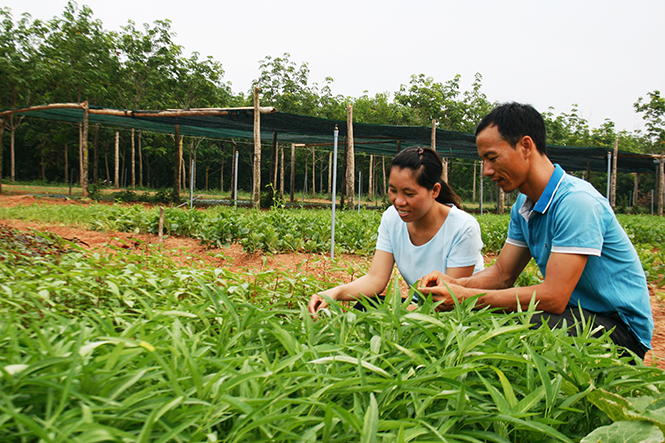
420 243 532 290
419 247 588 314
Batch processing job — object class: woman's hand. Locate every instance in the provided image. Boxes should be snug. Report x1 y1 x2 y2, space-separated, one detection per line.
308 292 331 315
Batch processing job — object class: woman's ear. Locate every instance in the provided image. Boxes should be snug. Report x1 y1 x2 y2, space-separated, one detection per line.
432 182 442 199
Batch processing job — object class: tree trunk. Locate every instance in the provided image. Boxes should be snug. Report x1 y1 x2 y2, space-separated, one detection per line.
40 142 45 181
114 131 120 189
131 128 136 189
252 87 261 208
345 105 355 209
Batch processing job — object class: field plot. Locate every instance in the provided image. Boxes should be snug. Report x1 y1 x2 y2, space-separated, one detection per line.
2 194 665 442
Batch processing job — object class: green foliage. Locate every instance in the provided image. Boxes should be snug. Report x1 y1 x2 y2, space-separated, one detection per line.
1 226 664 442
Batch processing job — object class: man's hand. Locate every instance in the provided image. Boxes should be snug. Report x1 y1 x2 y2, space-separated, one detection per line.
417 271 464 311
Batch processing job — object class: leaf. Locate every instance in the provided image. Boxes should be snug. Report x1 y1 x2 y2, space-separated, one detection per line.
580 420 664 443
361 393 379 443
309 355 390 378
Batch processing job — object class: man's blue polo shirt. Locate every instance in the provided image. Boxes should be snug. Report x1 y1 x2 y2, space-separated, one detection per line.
506 164 653 351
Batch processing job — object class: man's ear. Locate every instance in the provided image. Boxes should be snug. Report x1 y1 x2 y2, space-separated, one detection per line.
520 135 536 158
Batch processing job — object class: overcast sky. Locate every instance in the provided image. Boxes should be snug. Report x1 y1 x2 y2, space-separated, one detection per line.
4 0 664 132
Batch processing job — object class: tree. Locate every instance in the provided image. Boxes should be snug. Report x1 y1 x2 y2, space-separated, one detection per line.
634 90 665 153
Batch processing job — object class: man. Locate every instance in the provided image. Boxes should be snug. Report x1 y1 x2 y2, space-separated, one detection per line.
419 102 653 359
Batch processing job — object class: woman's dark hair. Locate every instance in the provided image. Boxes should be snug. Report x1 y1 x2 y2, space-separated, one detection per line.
389 146 461 208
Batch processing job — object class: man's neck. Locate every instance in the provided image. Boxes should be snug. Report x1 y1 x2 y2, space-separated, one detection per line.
520 156 555 203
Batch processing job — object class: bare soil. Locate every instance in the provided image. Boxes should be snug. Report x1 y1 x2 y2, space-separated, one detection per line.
1 192 664 368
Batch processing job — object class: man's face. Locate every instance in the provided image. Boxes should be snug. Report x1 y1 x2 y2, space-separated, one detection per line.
476 124 529 193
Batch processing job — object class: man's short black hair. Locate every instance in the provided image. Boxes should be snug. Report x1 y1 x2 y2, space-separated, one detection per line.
475 102 547 155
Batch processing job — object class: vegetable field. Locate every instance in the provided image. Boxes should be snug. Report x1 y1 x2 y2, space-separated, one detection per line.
2 196 665 442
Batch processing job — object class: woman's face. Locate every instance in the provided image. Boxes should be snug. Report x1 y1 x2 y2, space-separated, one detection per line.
388 167 440 223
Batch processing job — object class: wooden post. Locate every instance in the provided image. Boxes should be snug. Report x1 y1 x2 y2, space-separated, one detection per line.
64 143 68 184
173 125 181 201
138 130 143 187
270 131 278 191
93 123 99 183
340 137 347 207
497 188 505 214
290 143 295 203
634 173 639 207
252 87 262 208
346 104 355 209
0 118 4 193
81 102 89 198
230 139 237 200
658 155 665 217
158 207 165 243
114 131 120 189
280 145 285 197
473 161 477 203
10 115 15 182
396 140 401 154
369 155 374 200
611 138 618 208
312 148 316 197
381 155 386 197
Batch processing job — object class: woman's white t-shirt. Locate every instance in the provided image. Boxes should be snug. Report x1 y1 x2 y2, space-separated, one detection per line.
375 205 484 288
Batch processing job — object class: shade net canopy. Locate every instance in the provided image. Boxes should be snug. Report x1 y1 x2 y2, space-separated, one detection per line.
7 104 659 174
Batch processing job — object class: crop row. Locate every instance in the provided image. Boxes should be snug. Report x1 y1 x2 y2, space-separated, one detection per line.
1 226 665 442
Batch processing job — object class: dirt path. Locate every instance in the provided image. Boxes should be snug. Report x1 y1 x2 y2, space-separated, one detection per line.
1 193 663 368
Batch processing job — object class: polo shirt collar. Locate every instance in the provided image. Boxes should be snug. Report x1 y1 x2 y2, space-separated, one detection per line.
518 164 565 221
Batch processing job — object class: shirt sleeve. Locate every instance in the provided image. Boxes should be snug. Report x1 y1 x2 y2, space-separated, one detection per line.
550 191 604 256
506 199 527 247
446 217 484 268
375 209 393 253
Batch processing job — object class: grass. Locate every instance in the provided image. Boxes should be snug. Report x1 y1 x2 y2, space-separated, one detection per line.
2 224 665 441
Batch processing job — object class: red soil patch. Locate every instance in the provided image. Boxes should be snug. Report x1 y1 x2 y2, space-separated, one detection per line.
1 192 663 368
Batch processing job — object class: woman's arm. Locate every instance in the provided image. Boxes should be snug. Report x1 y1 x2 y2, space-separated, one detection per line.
308 250 395 314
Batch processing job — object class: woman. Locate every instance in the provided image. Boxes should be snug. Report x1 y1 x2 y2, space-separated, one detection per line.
308 146 484 314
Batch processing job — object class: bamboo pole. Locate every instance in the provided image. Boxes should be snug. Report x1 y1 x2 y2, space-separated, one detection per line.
0 102 277 117
346 105 355 209
114 131 120 189
497 188 505 214
611 138 618 208
382 155 386 197
252 87 262 208
473 161 477 203
81 102 89 198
